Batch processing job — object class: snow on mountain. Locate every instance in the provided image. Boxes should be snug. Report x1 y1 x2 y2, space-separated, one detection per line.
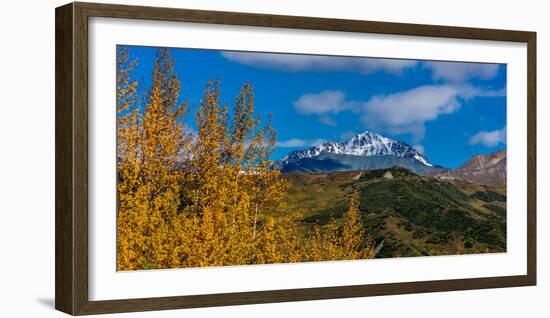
279 130 433 167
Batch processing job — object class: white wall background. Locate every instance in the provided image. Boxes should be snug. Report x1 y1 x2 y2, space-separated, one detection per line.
0 0 546 316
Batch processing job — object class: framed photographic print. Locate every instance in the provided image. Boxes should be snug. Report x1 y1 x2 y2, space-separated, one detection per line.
55 2 536 315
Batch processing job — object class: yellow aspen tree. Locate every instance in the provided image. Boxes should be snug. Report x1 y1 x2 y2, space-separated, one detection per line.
307 192 375 262
342 191 363 258
322 219 344 261
253 216 279 264
341 191 375 260
179 79 238 267
273 211 306 263
180 81 305 267
117 48 375 270
232 84 304 265
309 224 324 261
117 47 190 270
116 47 147 270
140 48 190 269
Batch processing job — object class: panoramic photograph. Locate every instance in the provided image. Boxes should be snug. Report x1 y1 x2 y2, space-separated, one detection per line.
116 45 507 271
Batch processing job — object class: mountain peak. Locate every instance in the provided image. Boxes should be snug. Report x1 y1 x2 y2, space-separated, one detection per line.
279 130 433 167
430 150 506 185
458 150 506 172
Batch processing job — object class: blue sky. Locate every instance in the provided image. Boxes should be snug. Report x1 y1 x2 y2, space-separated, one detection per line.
121 45 506 169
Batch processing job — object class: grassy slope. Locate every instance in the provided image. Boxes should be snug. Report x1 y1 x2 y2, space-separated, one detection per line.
283 167 507 258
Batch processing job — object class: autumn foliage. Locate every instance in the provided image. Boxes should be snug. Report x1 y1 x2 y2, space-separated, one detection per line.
116 47 375 270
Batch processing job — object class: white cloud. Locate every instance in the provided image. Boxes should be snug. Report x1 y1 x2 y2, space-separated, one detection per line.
468 127 506 147
221 51 417 75
361 85 467 141
318 115 337 127
222 51 503 85
276 138 325 148
424 61 500 82
293 90 355 115
293 85 503 143
413 144 425 154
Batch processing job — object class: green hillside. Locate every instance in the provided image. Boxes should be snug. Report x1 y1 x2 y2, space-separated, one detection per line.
283 166 506 258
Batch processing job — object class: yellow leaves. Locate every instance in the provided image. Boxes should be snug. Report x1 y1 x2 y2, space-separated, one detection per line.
342 191 365 259
117 47 188 271
116 47 375 271
116 47 139 116
305 192 375 262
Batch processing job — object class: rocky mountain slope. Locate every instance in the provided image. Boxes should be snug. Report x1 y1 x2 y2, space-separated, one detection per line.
431 150 506 185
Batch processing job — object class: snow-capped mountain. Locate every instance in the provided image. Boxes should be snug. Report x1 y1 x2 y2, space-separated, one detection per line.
279 130 433 168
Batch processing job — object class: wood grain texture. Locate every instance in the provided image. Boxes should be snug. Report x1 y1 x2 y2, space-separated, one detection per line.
73 2 90 314
75 1 533 42
55 3 75 314
74 276 534 315
55 2 537 315
526 32 537 286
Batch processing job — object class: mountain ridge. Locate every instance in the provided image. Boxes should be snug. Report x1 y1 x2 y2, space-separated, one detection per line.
274 130 506 185
430 150 506 185
275 130 435 173
458 150 506 171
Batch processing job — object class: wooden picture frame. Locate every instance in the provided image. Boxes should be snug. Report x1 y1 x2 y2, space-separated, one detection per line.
55 2 536 315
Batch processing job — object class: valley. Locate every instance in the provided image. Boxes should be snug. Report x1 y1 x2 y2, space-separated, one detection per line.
284 166 507 258
275 129 507 258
